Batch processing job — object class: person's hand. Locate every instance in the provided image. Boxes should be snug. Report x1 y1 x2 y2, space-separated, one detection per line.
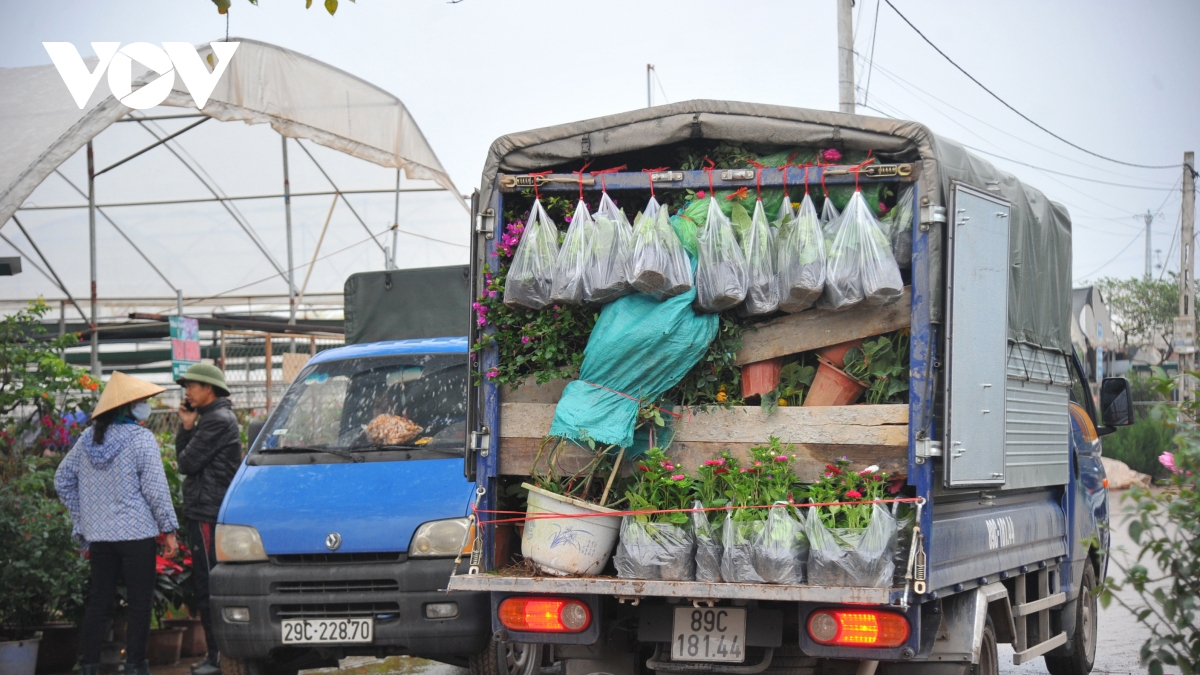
178 402 199 430
162 532 179 558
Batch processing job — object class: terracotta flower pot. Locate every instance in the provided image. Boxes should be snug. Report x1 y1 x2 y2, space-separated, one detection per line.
803 356 867 406
741 358 783 399
145 627 184 666
817 339 865 368
34 623 80 674
163 618 206 658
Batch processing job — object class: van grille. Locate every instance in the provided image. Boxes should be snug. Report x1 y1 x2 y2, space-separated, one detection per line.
274 579 399 594
272 552 405 564
274 602 400 619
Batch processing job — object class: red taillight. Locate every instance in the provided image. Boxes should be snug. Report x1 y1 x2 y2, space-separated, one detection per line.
498 597 591 633
807 609 909 648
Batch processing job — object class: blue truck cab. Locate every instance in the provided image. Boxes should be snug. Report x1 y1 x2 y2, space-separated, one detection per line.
210 336 489 674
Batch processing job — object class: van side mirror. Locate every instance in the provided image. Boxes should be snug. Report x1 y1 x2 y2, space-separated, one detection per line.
1097 377 1134 436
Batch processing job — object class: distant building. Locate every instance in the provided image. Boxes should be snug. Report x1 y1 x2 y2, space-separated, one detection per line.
1071 286 1120 382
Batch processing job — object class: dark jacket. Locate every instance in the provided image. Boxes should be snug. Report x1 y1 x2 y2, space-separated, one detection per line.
176 398 242 523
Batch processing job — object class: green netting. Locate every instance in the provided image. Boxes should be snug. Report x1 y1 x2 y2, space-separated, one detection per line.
549 261 719 451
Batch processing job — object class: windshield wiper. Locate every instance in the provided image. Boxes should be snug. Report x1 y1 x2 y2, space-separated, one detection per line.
348 443 463 455
257 445 364 461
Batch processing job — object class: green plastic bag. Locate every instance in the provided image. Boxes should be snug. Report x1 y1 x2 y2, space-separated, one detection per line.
548 269 719 449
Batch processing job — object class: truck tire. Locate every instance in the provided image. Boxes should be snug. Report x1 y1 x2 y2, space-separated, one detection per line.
972 617 998 675
469 636 542 675
1044 564 1097 675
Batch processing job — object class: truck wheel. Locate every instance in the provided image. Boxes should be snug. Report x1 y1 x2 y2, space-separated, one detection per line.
974 617 998 675
1045 564 1098 675
469 636 542 675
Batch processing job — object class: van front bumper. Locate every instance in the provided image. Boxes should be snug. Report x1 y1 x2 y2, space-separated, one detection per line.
210 556 489 662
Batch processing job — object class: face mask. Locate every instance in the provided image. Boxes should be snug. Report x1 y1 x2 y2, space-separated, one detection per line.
131 401 152 422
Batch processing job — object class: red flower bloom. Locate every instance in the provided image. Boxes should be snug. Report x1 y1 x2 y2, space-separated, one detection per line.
638 465 650 472
714 468 729 475
845 490 863 500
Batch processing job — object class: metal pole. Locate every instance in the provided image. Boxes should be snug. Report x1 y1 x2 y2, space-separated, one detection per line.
647 64 653 108
283 137 296 325
59 300 65 338
1180 152 1196 400
177 288 184 316
391 168 401 270
265 334 273 411
837 0 856 114
1144 210 1154 280
87 141 99 378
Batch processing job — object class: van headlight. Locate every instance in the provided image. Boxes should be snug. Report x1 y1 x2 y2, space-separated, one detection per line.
409 518 472 558
215 524 268 562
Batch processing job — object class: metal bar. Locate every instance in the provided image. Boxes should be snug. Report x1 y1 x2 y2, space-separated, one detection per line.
132 119 289 280
88 141 99 377
282 137 297 325
297 194 338 312
294 139 387 253
116 113 207 123
220 331 227 371
17 187 449 211
95 118 209 176
1012 592 1065 617
265 334 273 411
9 216 89 323
496 166 913 193
52 169 179 294
390 169 401 269
446 575 895 604
1011 633 1067 665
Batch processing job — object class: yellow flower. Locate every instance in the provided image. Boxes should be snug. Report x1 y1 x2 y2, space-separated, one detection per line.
792 201 801 210
777 398 789 407
716 391 728 403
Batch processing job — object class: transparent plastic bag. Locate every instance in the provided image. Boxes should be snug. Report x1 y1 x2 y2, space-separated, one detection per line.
819 191 904 310
752 503 809 585
720 509 765 584
503 199 560 310
614 517 695 581
820 196 841 229
692 501 723 583
585 192 634 304
550 200 594 306
880 186 913 268
776 193 826 313
738 199 779 316
694 197 749 313
806 503 898 588
629 197 693 299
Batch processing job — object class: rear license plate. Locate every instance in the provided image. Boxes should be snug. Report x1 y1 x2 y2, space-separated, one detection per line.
281 618 373 644
671 607 746 663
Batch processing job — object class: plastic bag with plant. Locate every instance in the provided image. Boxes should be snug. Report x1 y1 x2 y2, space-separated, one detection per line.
694 197 749 313
691 501 722 583
879 186 913 268
807 502 898 588
819 190 904 310
503 199 560 310
585 192 634 304
738 199 779 316
752 503 809 584
629 197 693 299
614 448 696 580
776 193 826 313
550 200 595 306
820 195 841 229
720 508 765 583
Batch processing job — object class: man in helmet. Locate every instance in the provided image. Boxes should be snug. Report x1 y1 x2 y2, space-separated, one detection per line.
176 363 241 675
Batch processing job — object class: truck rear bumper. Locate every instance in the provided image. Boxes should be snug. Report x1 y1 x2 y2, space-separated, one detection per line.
210 557 490 661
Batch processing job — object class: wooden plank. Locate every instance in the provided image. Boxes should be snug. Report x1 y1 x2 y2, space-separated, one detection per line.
734 289 911 366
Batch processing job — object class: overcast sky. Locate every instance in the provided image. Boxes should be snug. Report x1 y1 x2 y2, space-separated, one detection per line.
2 0 1198 314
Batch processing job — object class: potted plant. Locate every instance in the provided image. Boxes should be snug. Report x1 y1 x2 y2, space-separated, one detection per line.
692 452 735 582
718 438 803 584
805 458 899 588
841 332 909 405
762 362 816 412
614 448 695 581
144 549 188 666
803 355 868 407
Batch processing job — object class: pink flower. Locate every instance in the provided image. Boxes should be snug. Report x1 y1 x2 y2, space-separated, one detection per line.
660 461 676 471
879 202 890 216
704 458 726 467
714 468 729 475
671 474 686 481
521 336 531 344
740 468 747 474
565 214 573 223
858 465 880 475
821 148 843 162
774 455 788 463
753 461 762 467
696 190 706 199
845 490 863 499
484 369 498 379
638 465 650 472
1160 452 1180 474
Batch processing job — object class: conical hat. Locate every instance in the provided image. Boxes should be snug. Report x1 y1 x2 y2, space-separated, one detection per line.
91 372 166 418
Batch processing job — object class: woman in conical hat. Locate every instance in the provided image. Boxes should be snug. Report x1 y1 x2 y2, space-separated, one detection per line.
54 372 180 675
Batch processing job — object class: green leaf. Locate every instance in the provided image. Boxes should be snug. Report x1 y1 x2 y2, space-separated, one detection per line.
306 0 312 7
325 0 338 14
212 0 231 13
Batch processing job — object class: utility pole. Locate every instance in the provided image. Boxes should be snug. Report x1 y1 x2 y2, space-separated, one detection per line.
1143 210 1154 279
646 64 653 108
837 0 855 114
1178 151 1196 399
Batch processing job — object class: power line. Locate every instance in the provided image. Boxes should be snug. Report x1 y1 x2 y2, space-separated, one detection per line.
882 0 1178 170
958 145 1178 192
1076 230 1144 280
861 0 881 107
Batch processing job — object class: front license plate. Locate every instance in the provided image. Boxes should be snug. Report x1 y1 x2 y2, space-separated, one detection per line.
672 607 746 663
281 618 373 644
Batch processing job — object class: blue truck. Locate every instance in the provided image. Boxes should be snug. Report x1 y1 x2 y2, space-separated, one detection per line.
210 267 512 675
448 102 1136 675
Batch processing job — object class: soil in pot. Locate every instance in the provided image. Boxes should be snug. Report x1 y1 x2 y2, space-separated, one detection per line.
163 618 206 658
803 356 867 407
34 624 80 674
741 358 783 400
145 627 184 666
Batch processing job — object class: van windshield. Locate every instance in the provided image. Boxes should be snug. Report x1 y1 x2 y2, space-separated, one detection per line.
252 353 467 457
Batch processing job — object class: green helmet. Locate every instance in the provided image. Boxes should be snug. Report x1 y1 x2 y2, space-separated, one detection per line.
177 362 230 397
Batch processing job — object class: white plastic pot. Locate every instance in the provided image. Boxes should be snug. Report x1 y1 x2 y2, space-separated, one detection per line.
0 635 40 675
521 483 621 576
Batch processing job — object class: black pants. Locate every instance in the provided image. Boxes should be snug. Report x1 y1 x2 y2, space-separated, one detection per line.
80 538 157 665
189 520 218 656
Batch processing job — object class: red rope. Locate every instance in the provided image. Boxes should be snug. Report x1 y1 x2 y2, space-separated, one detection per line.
778 163 793 200
747 160 765 199
703 157 716 197
642 167 670 198
474 497 921 526
590 165 628 193
850 151 876 192
578 379 682 419
572 161 594 202
528 171 552 201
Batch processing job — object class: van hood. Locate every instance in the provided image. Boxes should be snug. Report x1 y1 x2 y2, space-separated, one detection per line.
219 457 473 555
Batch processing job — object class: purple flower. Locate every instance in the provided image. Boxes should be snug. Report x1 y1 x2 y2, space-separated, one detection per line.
521 336 531 344
484 369 499 379
488 290 498 298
